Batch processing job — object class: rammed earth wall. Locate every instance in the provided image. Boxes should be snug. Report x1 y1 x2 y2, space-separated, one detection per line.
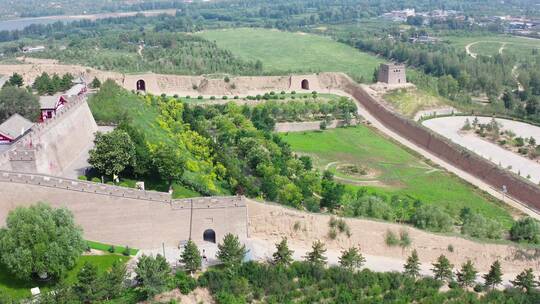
0 171 248 249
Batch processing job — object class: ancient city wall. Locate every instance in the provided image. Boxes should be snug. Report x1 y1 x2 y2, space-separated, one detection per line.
0 95 98 176
0 171 247 249
330 75 540 212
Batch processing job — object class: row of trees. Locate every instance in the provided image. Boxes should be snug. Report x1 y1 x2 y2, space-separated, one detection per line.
32 72 74 95
0 83 39 122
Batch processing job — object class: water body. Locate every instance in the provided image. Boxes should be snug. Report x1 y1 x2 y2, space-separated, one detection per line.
0 9 176 31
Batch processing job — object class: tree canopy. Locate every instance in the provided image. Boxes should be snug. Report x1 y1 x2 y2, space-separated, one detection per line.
0 203 85 281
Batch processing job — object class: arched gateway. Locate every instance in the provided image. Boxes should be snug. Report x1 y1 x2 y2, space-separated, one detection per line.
203 229 216 243
136 79 146 91
301 79 309 90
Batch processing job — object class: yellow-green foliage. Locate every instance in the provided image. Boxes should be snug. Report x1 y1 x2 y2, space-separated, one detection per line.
383 89 447 118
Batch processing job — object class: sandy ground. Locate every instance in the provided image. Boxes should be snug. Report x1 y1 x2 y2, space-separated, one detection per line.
423 116 540 184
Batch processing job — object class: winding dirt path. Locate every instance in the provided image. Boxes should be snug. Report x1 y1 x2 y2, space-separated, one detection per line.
465 41 479 58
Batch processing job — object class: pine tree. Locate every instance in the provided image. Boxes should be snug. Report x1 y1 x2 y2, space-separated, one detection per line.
305 240 327 267
456 260 478 287
511 268 537 293
217 233 247 269
483 260 503 290
403 249 421 278
91 77 101 89
273 237 294 266
103 260 127 300
338 247 366 271
74 262 102 302
7 73 23 87
180 239 202 274
431 255 454 283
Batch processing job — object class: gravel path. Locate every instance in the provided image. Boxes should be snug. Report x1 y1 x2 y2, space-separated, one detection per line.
423 116 540 184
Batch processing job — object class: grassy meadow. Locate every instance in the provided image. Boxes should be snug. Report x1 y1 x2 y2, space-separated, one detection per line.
282 126 514 227
445 34 540 59
0 253 129 300
383 89 449 118
197 28 383 81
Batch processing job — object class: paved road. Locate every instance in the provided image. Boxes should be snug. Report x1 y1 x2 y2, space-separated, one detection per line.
423 116 540 184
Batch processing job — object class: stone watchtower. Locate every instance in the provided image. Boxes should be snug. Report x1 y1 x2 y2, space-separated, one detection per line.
377 63 407 85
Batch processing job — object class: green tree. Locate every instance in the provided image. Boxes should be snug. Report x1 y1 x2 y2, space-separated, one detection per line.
0 85 40 121
510 217 540 244
151 142 186 186
511 268 537 293
272 237 294 267
403 249 421 279
431 255 453 283
7 73 23 87
73 262 102 303
320 171 345 211
305 240 327 267
88 129 136 179
90 77 101 89
103 260 127 300
456 260 478 287
135 254 171 299
0 203 85 281
338 247 365 271
180 240 202 275
483 260 503 290
217 233 247 269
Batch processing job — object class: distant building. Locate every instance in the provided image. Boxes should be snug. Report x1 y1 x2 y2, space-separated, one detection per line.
378 63 407 85
22 46 45 53
0 114 34 144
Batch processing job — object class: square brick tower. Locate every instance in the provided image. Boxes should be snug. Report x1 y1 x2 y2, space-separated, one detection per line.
378 63 407 85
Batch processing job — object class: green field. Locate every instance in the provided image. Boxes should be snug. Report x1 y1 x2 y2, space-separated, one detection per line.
0 253 129 300
445 35 540 59
282 126 513 227
197 28 383 81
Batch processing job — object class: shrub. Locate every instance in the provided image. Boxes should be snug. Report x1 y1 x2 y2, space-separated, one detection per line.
399 229 411 248
222 96 228 100
447 244 454 252
224 76 230 83
461 213 503 239
122 246 130 256
192 84 198 90
510 217 540 244
210 96 216 100
91 177 101 183
197 95 203 99
108 245 115 253
281 91 286 95
448 281 459 289
185 96 191 99
173 271 197 294
78 175 88 181
410 205 453 232
328 228 337 240
234 96 239 99
173 94 179 98
473 283 484 292
385 230 399 246
291 91 296 94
